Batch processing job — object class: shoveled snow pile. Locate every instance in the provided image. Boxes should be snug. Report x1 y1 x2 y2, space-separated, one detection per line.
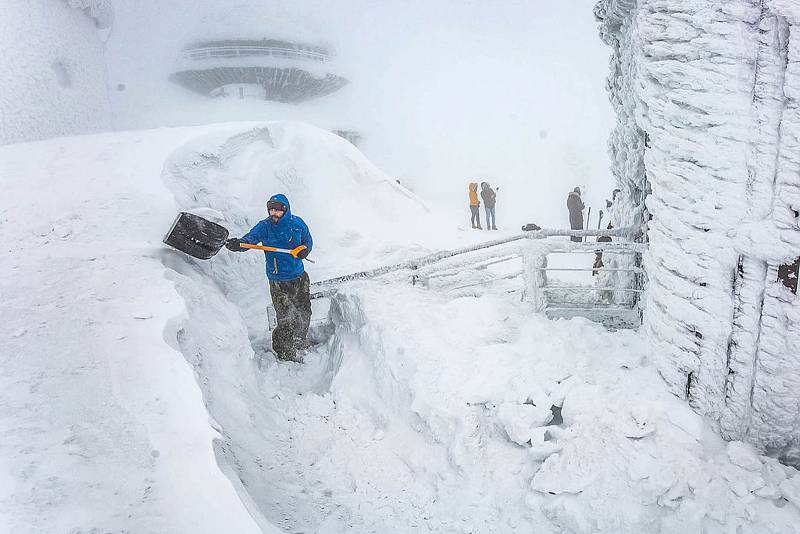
161 120 457 282
0 125 266 533
1 121 800 533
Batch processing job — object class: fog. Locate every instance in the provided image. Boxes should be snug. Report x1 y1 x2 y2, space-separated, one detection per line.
107 0 614 230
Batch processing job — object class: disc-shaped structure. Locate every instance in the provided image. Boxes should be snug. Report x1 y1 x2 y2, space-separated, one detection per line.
170 38 348 103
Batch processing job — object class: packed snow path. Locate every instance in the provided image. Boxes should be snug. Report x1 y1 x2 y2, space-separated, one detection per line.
2 123 800 533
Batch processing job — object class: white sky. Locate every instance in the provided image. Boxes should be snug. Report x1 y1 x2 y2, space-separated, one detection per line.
107 0 615 229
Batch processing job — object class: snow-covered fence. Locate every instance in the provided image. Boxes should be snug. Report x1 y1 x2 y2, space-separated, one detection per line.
418 253 522 293
522 233 646 328
311 227 642 311
310 232 535 299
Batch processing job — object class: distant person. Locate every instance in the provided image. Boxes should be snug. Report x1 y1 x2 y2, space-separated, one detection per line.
480 182 497 230
468 182 482 229
593 222 613 275
567 187 585 242
225 194 313 363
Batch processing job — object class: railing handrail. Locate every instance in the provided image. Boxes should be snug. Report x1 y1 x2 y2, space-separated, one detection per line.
524 227 638 239
541 286 644 292
309 226 643 298
181 45 329 62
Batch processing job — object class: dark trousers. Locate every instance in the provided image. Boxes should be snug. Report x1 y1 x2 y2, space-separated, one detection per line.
470 205 481 227
569 212 584 242
269 271 311 359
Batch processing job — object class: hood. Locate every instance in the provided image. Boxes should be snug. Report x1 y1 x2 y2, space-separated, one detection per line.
469 182 478 192
268 193 292 225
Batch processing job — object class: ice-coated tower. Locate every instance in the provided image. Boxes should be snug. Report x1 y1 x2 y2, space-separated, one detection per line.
595 0 800 466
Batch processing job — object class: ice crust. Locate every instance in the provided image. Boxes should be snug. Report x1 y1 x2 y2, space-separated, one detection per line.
595 0 800 464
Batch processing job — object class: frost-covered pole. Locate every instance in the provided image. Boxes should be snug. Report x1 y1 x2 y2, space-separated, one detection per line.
521 241 547 312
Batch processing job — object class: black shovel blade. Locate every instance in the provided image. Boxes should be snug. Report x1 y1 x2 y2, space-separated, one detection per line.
163 212 229 260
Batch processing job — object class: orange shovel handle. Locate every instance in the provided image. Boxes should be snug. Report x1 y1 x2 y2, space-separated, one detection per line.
239 243 308 258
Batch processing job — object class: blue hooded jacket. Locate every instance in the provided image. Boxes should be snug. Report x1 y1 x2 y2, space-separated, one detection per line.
240 194 313 282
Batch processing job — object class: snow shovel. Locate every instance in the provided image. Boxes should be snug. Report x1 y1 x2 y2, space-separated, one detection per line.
163 212 311 261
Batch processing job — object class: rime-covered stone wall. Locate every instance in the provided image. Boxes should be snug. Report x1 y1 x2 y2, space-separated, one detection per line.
596 0 800 465
0 0 113 145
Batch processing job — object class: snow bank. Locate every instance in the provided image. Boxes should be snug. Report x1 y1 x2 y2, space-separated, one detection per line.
0 127 265 533
0 0 113 145
161 120 458 282
316 284 800 532
595 0 800 464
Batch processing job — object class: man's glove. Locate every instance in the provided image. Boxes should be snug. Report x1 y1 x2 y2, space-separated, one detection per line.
225 238 243 251
295 246 310 259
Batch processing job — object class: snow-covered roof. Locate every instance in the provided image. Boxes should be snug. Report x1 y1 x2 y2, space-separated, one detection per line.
184 1 330 54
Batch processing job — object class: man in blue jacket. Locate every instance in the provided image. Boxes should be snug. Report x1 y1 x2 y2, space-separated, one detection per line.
225 194 313 362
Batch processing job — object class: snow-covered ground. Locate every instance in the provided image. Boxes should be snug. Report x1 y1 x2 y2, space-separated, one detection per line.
2 122 800 533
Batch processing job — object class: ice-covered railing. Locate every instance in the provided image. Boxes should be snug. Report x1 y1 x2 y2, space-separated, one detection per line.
181 46 329 62
310 227 640 300
522 238 647 329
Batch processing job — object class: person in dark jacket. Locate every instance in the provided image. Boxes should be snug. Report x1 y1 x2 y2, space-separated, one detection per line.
226 194 313 362
567 187 585 242
480 182 498 230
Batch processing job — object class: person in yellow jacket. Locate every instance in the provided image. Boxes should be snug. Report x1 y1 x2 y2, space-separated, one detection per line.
468 182 482 229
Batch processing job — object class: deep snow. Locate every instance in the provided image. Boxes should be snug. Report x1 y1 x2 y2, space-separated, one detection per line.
0 0 113 145
2 122 800 533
